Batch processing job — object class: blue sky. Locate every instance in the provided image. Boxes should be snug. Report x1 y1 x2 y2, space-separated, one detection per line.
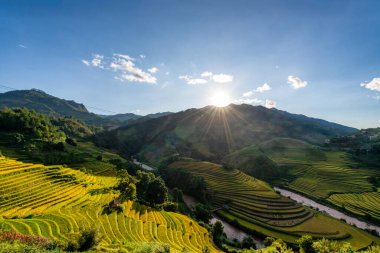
0 0 379 128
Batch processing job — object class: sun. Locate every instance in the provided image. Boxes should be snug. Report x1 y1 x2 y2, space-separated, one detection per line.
210 91 231 107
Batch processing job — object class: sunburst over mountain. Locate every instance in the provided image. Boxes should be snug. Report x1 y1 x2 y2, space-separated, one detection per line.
1 0 380 252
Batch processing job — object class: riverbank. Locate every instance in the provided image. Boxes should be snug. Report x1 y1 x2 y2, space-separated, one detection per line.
182 194 265 249
274 187 380 236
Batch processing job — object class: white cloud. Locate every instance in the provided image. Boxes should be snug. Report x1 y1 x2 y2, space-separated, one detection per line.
201 71 213 77
91 54 104 68
114 54 135 61
361 77 380 92
83 53 158 84
242 83 271 98
18 44 27 48
179 75 208 85
212 73 234 83
288 75 308 89
148 67 159 74
265 99 277 109
243 91 254 97
179 71 234 85
235 98 262 105
81 60 90 66
139 54 146 59
110 54 157 84
256 83 271 93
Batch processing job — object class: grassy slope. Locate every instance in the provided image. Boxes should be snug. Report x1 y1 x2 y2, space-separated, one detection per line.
224 138 380 223
169 159 380 250
0 156 220 253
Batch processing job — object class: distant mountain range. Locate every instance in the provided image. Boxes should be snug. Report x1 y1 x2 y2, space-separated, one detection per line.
0 89 358 164
0 89 172 127
94 103 358 163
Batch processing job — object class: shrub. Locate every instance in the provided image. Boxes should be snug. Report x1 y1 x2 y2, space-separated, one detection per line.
77 228 99 251
194 204 211 224
65 137 77 146
212 221 224 246
242 236 255 249
162 202 178 212
297 235 315 253
0 230 51 248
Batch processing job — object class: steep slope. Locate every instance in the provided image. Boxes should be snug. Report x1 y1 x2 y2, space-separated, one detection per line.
0 89 171 128
95 104 357 163
0 89 111 126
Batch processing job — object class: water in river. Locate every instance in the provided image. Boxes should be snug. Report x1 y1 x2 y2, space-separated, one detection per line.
210 214 265 249
183 194 265 249
274 187 380 236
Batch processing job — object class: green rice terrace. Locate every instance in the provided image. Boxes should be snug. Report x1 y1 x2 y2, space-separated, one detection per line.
169 159 380 250
0 156 220 252
224 138 380 223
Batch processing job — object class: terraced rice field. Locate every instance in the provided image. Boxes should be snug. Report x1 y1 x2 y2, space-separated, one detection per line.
0 156 219 252
328 192 380 221
285 162 375 199
169 160 380 249
260 140 378 199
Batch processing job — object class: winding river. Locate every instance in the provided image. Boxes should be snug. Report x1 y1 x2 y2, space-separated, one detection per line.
274 187 380 236
133 159 157 171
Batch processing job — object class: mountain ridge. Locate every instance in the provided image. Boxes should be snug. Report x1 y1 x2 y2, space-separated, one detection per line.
0 89 172 127
94 103 357 163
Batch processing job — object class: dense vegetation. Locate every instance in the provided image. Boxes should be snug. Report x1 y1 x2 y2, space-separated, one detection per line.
0 89 114 127
329 128 380 165
0 89 172 129
0 107 119 166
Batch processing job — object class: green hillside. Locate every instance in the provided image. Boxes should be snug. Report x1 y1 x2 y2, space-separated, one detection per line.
167 159 380 250
0 89 112 126
224 138 380 224
94 104 357 163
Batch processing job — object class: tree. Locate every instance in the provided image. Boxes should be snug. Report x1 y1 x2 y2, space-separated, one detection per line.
116 169 137 201
77 228 99 252
264 237 276 246
242 236 255 249
145 177 169 205
135 170 169 207
136 170 155 200
297 235 315 253
172 187 184 202
194 204 211 224
212 221 224 246
65 137 77 146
